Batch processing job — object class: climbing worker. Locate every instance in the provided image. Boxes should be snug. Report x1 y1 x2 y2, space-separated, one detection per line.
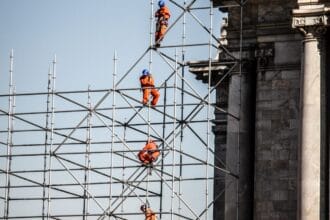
139 69 160 106
138 139 160 165
140 204 157 220
155 0 171 47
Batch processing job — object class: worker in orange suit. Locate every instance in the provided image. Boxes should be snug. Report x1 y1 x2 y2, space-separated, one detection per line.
155 0 171 47
140 69 160 106
138 139 160 165
140 204 157 220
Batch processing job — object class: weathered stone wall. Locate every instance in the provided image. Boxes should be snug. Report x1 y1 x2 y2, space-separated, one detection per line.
254 47 301 219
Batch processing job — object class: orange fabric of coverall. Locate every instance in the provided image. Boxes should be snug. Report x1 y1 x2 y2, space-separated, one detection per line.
138 141 160 165
155 6 171 42
144 208 157 220
139 75 160 106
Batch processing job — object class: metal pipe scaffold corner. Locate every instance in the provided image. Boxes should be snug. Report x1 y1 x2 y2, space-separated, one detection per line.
0 0 248 219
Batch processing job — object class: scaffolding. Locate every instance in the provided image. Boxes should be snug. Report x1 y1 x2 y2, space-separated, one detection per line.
0 0 247 219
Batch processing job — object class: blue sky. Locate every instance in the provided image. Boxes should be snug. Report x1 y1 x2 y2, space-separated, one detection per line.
0 0 151 92
0 0 222 93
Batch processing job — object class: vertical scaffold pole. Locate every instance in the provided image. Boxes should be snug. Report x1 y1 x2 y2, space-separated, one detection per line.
121 122 127 213
47 55 56 220
11 86 16 180
171 49 178 220
236 1 244 219
206 1 214 219
149 0 154 68
178 0 187 215
109 50 117 219
42 66 52 220
7 86 15 218
147 0 154 140
4 49 14 219
145 1 153 197
83 86 92 220
159 81 167 219
146 154 150 204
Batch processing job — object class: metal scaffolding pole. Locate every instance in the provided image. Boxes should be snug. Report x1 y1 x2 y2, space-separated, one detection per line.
42 65 52 220
47 55 57 220
178 0 186 215
159 81 167 219
121 122 127 213
205 1 214 219
236 1 244 219
83 86 92 220
147 0 154 140
108 50 117 219
171 49 178 220
4 49 14 219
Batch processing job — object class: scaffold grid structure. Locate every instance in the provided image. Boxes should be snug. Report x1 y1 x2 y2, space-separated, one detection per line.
0 0 247 219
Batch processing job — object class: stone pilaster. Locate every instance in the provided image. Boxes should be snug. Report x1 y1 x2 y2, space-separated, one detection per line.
225 59 256 220
292 5 330 220
213 79 229 220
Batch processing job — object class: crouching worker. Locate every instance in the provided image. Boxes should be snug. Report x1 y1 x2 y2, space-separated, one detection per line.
140 204 157 220
140 69 160 106
138 139 160 166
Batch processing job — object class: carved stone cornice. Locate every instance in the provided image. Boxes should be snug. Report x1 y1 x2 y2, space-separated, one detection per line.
292 5 330 37
293 14 329 27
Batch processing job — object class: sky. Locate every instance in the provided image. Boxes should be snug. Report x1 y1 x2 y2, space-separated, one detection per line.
0 0 223 93
0 0 151 92
0 0 225 219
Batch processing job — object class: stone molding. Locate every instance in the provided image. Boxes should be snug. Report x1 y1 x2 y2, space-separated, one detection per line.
292 6 330 37
293 14 328 27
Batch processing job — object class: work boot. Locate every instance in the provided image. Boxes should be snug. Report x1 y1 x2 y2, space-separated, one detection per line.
148 167 152 175
146 163 153 175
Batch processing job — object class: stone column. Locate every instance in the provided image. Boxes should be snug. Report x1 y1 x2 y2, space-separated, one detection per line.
292 7 329 220
300 27 324 220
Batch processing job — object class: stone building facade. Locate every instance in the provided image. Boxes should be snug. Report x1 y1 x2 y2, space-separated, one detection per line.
190 0 329 219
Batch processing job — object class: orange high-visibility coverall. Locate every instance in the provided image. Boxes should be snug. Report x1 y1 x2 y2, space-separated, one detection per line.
138 141 160 165
139 74 160 106
155 6 171 43
144 208 157 220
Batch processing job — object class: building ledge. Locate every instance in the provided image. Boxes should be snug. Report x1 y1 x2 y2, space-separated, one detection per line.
213 0 239 12
188 60 230 84
293 6 330 16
